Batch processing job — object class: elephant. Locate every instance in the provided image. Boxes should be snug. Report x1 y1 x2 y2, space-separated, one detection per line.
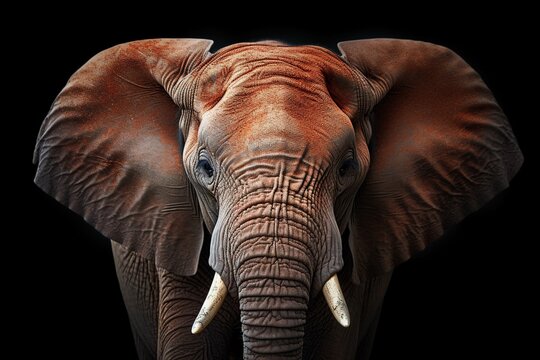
33 38 522 359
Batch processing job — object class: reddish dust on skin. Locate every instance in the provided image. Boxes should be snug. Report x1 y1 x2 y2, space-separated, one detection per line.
191 44 367 192
35 38 523 359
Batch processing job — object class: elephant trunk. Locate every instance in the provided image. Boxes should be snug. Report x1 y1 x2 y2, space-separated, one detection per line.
237 256 309 358
233 209 314 358
194 188 350 357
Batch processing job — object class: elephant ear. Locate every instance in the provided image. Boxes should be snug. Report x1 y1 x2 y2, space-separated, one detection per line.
338 39 523 283
34 39 213 276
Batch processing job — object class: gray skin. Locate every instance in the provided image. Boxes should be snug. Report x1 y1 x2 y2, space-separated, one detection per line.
111 66 391 358
34 39 520 360
112 242 390 359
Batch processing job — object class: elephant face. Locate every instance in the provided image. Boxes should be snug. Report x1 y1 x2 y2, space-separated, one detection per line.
34 39 522 358
182 44 368 295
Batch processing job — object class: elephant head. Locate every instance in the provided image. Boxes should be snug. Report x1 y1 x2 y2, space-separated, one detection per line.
34 38 522 358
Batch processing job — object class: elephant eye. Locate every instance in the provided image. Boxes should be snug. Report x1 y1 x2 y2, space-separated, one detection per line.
339 158 356 177
197 159 214 179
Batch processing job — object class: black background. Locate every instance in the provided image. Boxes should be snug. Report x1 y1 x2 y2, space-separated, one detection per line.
18 5 533 359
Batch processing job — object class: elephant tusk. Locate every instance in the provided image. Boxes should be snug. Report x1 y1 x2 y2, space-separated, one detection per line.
322 274 350 328
191 273 228 334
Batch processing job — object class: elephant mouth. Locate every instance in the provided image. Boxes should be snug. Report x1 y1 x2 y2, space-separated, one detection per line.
191 272 350 334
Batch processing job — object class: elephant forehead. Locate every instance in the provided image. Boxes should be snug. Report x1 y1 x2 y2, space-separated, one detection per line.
194 43 354 110
200 85 354 162
208 43 348 77
195 43 357 159
198 43 354 125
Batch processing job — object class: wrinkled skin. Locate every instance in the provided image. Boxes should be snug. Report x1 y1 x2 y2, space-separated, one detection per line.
112 238 390 359
112 45 390 358
34 39 522 359
184 46 370 357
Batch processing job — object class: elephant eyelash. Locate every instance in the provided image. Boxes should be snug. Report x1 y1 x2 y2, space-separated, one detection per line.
337 152 359 190
196 150 216 187
338 150 358 177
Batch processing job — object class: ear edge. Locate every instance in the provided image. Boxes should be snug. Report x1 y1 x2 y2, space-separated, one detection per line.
33 38 212 277
340 38 523 282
